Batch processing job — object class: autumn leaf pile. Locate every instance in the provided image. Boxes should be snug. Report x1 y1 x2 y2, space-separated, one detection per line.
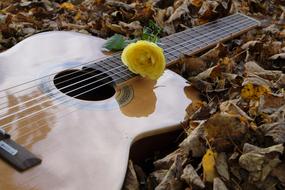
124 25 285 188
1 0 285 189
152 34 285 189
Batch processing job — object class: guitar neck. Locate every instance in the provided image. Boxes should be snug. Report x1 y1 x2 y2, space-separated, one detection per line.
88 13 260 84
161 13 260 63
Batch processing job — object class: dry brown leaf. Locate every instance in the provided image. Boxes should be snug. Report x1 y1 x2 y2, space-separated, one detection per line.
122 160 140 190
244 61 282 81
167 1 190 23
239 143 284 182
213 177 228 190
154 148 188 170
204 112 249 151
148 169 168 186
241 40 262 50
181 164 205 188
271 163 285 184
181 56 207 78
200 43 228 63
179 122 207 157
155 155 185 190
219 99 253 121
215 152 230 181
259 93 285 114
259 122 285 144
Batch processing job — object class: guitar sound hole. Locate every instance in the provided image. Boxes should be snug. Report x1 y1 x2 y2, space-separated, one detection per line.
53 69 115 101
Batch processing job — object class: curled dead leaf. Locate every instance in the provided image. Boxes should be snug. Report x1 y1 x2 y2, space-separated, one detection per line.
167 1 190 23
220 99 253 121
204 112 249 151
155 155 186 190
245 61 282 81
180 56 207 78
122 160 140 190
148 169 168 187
271 163 285 184
239 143 284 182
215 153 230 181
213 177 228 190
259 93 285 113
179 122 207 157
154 148 188 170
181 164 205 189
259 122 285 144
201 43 228 63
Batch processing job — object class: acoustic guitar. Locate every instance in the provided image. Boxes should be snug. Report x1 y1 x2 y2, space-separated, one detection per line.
0 14 259 190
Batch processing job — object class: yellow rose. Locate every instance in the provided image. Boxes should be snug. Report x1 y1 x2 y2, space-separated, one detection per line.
121 40 166 80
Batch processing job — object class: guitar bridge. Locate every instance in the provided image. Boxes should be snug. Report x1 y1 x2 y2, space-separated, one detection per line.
0 129 41 172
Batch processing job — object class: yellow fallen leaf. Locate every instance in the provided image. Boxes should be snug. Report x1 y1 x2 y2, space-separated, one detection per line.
241 82 270 100
60 2 75 11
241 83 255 99
121 40 166 80
191 0 203 7
202 149 218 182
75 12 81 20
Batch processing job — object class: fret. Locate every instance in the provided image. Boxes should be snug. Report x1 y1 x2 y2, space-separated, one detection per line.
162 17 227 48
165 16 257 57
165 49 180 62
169 15 244 47
98 60 113 70
161 36 180 48
106 57 122 69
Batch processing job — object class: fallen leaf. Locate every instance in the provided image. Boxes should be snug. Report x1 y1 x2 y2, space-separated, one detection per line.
204 112 249 151
241 81 271 100
201 43 228 63
155 155 185 190
258 93 285 114
239 143 284 182
244 61 282 81
220 99 253 121
180 56 207 78
60 2 76 11
271 163 285 184
179 122 207 157
154 148 188 170
181 164 205 189
213 177 228 190
190 0 203 8
122 160 140 190
202 149 218 183
215 152 230 181
148 169 168 186
259 122 285 144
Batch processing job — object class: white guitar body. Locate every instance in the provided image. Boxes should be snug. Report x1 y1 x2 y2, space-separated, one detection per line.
0 32 192 190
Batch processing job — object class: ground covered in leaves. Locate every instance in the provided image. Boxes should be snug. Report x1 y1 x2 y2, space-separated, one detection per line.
1 0 285 189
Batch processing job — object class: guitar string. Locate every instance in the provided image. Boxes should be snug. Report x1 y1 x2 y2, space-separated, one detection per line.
0 15 247 117
0 17 252 130
1 17 255 135
2 68 133 131
13 72 132 143
0 14 241 113
10 19 257 142
0 56 123 99
0 13 238 95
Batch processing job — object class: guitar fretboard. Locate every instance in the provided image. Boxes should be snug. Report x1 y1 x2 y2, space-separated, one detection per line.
87 13 260 84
